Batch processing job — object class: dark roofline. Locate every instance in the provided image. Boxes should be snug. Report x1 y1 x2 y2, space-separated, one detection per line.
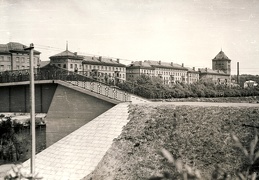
199 71 230 76
127 65 154 70
82 60 126 67
49 56 84 60
150 64 188 70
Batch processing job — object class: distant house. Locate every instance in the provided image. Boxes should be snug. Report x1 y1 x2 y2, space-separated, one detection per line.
0 42 41 72
244 80 258 88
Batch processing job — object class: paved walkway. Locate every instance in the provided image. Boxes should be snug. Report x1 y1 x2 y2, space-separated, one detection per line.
11 102 130 180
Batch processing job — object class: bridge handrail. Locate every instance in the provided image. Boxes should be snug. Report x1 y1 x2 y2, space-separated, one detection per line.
0 65 131 102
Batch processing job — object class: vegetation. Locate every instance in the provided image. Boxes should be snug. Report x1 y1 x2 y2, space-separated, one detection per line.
117 75 259 99
85 104 259 180
0 116 30 163
232 74 259 87
151 131 259 180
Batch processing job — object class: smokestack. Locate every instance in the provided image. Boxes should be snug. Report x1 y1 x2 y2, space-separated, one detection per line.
99 56 102 61
158 60 161 65
205 68 208 72
171 62 174 66
139 61 142 65
117 58 120 63
74 52 77 56
182 63 184 67
237 62 239 84
193 67 195 71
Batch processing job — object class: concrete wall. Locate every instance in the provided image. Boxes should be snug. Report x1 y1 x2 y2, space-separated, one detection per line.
0 84 57 113
45 84 115 146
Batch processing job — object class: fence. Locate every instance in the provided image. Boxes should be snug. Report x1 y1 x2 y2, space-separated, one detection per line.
0 65 131 102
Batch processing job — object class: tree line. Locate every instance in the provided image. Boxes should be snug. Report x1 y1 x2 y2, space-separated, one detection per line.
117 74 259 99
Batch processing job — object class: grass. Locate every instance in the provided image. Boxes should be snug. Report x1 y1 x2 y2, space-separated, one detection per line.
85 103 259 180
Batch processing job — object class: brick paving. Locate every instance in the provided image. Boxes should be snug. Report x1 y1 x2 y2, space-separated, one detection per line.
18 102 131 180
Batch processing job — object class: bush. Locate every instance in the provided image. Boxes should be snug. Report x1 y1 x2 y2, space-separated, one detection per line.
118 75 259 99
0 117 29 162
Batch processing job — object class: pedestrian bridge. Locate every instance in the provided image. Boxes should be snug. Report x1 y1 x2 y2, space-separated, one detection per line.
0 66 149 179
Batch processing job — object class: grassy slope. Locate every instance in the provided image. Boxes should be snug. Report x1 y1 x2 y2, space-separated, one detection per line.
85 104 259 180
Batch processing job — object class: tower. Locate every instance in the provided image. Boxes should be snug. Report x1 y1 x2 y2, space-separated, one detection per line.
212 49 231 74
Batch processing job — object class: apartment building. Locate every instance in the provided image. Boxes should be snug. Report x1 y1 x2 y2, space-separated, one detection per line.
126 60 198 85
0 42 41 72
49 49 84 72
82 56 126 83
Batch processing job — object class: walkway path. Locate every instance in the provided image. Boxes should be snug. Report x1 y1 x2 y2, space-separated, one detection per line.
15 102 130 180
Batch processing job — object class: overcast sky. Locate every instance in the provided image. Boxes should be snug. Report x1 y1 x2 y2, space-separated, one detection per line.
1 0 259 75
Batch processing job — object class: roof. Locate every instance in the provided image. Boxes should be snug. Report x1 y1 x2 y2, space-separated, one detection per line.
0 42 41 54
40 61 50 68
146 60 188 70
82 56 126 67
127 61 154 70
199 68 229 76
213 50 231 61
49 50 83 60
186 67 199 73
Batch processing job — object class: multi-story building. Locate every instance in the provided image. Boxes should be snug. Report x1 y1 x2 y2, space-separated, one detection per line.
212 50 231 74
198 68 230 83
199 50 231 84
0 42 41 72
126 60 197 85
82 56 126 83
126 61 155 80
49 48 84 72
187 67 200 84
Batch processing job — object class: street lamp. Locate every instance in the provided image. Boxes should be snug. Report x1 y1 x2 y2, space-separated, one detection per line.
24 43 36 175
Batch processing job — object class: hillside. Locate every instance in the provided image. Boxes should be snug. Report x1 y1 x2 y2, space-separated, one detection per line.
85 103 259 180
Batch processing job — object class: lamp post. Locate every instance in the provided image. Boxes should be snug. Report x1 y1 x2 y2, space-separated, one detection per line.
25 43 35 174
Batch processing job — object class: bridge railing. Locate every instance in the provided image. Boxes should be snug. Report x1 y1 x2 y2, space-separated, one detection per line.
0 65 131 102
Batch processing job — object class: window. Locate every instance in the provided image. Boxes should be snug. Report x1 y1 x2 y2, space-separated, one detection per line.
70 64 73 69
79 64 82 69
63 64 66 68
22 57 25 63
7 65 11 70
0 65 4 71
16 65 19 70
0 56 3 61
16 57 19 62
7 57 11 61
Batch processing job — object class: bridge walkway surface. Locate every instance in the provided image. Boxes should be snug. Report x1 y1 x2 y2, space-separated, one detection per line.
19 102 131 180
0 79 149 179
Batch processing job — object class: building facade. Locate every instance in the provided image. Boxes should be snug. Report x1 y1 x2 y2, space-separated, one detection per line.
49 49 84 72
0 42 41 72
187 67 200 84
126 60 199 85
199 50 231 84
212 50 231 74
126 61 155 80
82 56 126 84
198 68 230 83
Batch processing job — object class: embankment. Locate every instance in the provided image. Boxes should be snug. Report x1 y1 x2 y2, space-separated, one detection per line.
85 103 259 180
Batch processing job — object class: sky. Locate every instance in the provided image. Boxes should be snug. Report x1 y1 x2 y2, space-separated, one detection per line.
0 0 259 75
